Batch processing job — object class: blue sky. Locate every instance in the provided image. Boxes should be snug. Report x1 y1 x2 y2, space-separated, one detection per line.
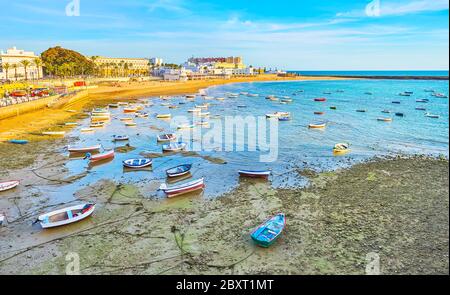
0 0 448 70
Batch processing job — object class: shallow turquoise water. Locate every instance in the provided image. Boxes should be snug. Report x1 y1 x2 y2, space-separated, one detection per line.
56 79 448 200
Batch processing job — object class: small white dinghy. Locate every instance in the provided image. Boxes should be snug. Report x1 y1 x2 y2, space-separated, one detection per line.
68 145 101 153
37 203 96 229
0 180 20 192
123 158 153 168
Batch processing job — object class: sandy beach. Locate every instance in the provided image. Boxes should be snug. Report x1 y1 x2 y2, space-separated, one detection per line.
0 75 350 141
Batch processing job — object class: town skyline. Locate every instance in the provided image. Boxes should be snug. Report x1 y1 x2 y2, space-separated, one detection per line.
0 0 448 70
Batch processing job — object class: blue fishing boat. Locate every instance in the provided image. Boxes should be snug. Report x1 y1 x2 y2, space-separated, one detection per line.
278 116 291 121
166 164 192 178
9 139 28 145
251 213 286 248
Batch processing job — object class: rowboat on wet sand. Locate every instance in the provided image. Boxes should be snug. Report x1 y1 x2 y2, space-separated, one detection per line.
333 143 351 154
162 142 187 152
0 180 20 192
308 123 326 129
159 178 205 198
9 139 28 145
90 122 105 128
166 164 193 178
68 144 101 153
86 150 115 162
377 117 393 122
251 213 286 248
113 135 129 141
238 170 271 178
123 158 153 168
42 131 66 136
157 133 177 142
36 203 95 229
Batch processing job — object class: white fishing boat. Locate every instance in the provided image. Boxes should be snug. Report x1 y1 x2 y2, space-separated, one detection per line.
81 128 94 133
159 178 205 198
177 124 195 130
68 144 101 153
37 203 96 229
162 142 187 152
123 158 153 168
42 131 66 136
0 180 20 192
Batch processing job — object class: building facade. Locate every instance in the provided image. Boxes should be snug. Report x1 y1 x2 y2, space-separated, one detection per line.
150 57 163 67
0 47 43 81
93 56 150 76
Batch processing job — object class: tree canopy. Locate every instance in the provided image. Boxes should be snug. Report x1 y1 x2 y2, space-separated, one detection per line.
41 46 95 77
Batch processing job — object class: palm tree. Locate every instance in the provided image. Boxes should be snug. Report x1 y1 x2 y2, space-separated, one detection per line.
12 64 18 81
33 58 43 80
119 60 125 77
91 56 99 77
3 63 10 81
20 60 31 80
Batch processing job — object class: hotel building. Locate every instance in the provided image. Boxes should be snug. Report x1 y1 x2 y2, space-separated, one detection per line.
92 56 150 73
0 47 43 81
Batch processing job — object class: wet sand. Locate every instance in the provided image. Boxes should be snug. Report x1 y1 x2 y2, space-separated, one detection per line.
0 75 350 141
0 140 448 274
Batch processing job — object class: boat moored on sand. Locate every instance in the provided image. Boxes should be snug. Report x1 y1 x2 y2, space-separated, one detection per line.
251 213 286 247
238 170 271 178
0 180 20 192
36 203 95 229
159 178 205 198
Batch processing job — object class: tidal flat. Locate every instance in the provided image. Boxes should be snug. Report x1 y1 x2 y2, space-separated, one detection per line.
0 140 448 275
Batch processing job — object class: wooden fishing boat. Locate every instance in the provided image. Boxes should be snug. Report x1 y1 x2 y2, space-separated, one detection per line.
119 117 134 122
266 112 290 119
168 105 178 109
177 124 195 130
159 178 205 198
135 112 149 118
109 103 119 108
125 122 137 127
87 150 115 162
123 107 138 113
197 112 210 118
81 128 94 133
68 145 101 153
157 133 177 142
42 131 66 136
118 102 129 106
392 101 401 104
185 95 196 99
238 170 271 178
9 139 28 145
203 96 214 100
416 99 429 103
381 110 391 114
237 105 247 108
281 99 293 103
162 142 187 152
123 158 152 168
37 203 95 229
425 113 440 119
166 164 193 178
64 122 78 126
113 135 129 141
333 143 351 154
314 98 327 102
399 92 411 97
269 97 279 101
265 95 276 100
314 111 325 115
247 93 259 97
90 122 105 128
227 94 239 98
251 213 286 248
415 107 427 111
364 92 373 95
395 112 405 117
90 116 110 122
377 117 393 122
330 106 337 110
0 180 20 192
278 116 291 121
356 109 367 113
156 114 171 119
308 123 326 129
195 104 209 109
188 108 201 113
215 97 225 101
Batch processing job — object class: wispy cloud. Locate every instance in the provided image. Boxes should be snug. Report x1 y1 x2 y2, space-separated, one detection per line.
337 0 449 18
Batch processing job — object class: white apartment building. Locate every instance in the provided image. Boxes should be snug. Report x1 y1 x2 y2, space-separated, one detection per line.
150 57 164 67
0 47 43 80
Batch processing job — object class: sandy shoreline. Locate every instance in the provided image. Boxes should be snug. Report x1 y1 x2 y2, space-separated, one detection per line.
0 75 350 141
